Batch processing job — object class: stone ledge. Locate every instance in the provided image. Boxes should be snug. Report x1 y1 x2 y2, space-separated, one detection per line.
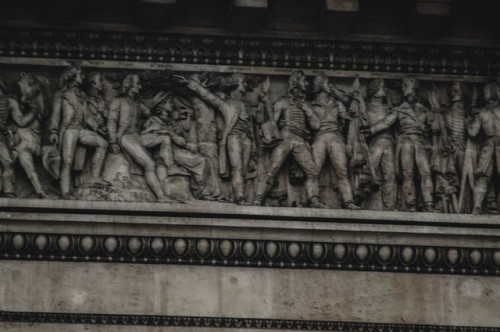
0 198 496 224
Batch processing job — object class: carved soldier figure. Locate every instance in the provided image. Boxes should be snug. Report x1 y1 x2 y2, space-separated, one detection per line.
85 72 109 139
468 81 500 214
183 73 254 205
446 82 468 169
310 73 359 209
49 64 109 198
363 77 437 212
358 79 397 210
107 74 174 202
253 71 324 208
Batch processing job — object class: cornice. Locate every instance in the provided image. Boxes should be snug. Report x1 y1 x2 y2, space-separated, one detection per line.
1 231 500 277
0 28 499 78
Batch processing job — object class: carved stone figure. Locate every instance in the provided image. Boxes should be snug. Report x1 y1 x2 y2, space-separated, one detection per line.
427 84 458 212
107 74 174 202
49 64 109 198
443 82 479 214
143 92 221 200
0 77 15 197
363 77 437 212
11 72 49 198
253 71 324 208
468 81 500 214
85 71 109 140
310 73 359 209
356 79 397 210
183 73 255 205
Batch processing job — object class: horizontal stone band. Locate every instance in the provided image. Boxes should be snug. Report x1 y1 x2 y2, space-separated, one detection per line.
0 28 499 78
0 311 498 331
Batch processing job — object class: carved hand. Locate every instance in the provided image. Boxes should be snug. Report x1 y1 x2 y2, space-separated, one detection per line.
352 91 363 102
49 133 58 146
109 143 121 154
359 125 372 137
296 100 312 114
173 74 190 85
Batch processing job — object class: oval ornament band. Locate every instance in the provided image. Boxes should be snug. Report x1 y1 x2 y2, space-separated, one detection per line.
1 232 500 277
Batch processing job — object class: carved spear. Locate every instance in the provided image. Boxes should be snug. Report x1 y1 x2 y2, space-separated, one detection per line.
350 76 380 192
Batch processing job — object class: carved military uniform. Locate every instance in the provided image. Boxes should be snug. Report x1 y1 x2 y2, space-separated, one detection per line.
187 81 255 202
254 96 320 204
369 100 434 211
468 102 500 212
49 87 108 196
87 94 108 136
364 98 397 210
311 95 356 206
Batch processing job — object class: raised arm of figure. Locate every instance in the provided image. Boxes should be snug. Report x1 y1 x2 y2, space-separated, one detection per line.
370 111 398 135
186 79 231 122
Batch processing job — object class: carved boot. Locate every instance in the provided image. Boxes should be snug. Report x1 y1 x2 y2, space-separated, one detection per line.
406 201 417 212
29 174 48 199
253 195 263 206
344 201 361 210
309 196 327 209
89 148 110 186
424 202 439 213
2 174 15 198
235 197 251 206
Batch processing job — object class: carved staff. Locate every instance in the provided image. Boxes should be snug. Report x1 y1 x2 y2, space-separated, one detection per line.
350 76 380 191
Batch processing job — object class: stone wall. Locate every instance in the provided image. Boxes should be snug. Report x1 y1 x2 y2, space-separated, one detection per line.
1 27 500 331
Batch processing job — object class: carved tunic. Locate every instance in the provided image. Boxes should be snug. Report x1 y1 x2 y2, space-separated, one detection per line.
446 103 467 151
108 97 149 143
49 88 87 143
311 96 346 135
275 98 308 138
468 104 500 176
87 95 107 131
366 99 392 139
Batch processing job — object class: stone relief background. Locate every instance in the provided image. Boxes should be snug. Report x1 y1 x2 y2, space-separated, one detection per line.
0 63 497 214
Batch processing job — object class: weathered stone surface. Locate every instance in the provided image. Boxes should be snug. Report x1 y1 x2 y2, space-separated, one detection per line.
1 262 500 328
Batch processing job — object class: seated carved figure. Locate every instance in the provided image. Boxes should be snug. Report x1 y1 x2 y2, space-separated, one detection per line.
143 92 221 200
107 74 174 202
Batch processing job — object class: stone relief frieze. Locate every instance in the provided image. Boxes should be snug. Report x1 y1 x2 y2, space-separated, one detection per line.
0 61 499 214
